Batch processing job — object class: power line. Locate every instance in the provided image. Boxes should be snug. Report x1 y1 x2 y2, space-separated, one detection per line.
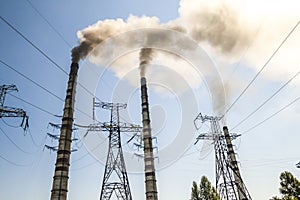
24 0 107 106
242 95 300 135
71 136 108 163
28 127 47 148
14 2 109 104
1 118 20 128
223 20 300 117
1 14 138 127
0 153 32 167
0 15 69 75
9 91 99 131
1 58 108 156
0 59 98 122
8 93 57 117
0 16 106 114
26 0 131 107
0 126 35 154
232 68 300 130
24 0 72 48
8 2 109 105
0 15 87 97
1 60 60 117
71 159 100 171
0 59 64 102
0 14 126 107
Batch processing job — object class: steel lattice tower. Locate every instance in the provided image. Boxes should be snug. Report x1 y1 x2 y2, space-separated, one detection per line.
0 84 29 130
87 100 142 200
194 113 251 200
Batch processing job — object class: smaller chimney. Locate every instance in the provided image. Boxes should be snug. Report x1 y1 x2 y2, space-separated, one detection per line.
223 126 249 200
140 77 158 200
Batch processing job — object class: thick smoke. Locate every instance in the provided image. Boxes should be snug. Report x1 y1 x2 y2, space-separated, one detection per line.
139 48 153 78
70 4 250 114
178 0 253 55
71 37 101 63
71 2 251 63
71 16 161 63
71 19 128 63
72 0 300 115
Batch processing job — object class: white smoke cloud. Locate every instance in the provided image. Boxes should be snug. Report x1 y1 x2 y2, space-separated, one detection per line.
179 0 253 55
180 0 300 72
73 0 300 114
72 15 161 63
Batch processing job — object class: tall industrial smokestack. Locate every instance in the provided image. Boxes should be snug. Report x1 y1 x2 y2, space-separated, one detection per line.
50 62 79 200
223 126 251 200
140 77 158 200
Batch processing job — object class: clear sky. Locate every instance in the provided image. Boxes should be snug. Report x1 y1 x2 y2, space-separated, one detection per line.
1 0 300 200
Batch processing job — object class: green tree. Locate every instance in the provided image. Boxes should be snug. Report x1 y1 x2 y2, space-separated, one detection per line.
270 171 300 200
191 181 200 200
191 176 220 200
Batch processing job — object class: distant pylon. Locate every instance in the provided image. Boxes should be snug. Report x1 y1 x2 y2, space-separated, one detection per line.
194 113 252 200
44 123 78 154
296 161 300 168
0 84 29 130
86 99 142 200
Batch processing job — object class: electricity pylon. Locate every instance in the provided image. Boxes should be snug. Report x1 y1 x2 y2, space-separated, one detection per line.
44 123 78 153
194 113 251 200
85 99 142 200
296 161 300 169
0 84 29 130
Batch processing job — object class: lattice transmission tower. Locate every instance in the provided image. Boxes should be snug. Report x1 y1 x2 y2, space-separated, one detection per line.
194 113 251 200
84 99 142 200
0 84 29 130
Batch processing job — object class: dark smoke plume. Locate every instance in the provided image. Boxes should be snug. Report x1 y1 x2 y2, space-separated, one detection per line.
70 1 257 115
139 48 153 78
71 21 119 63
180 3 252 55
71 33 103 63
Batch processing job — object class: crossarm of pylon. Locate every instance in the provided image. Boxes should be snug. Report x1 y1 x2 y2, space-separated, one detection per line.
0 106 26 117
0 106 29 130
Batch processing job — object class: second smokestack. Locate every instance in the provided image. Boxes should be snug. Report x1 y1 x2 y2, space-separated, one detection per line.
223 126 251 200
140 77 158 200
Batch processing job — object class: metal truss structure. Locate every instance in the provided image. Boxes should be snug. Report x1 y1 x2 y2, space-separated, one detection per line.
0 84 29 130
86 99 142 200
194 113 251 200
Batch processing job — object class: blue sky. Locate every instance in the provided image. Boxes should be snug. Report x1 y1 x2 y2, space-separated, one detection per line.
1 0 300 199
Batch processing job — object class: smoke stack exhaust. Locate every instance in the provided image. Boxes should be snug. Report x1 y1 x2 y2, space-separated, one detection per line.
140 77 158 200
50 62 79 200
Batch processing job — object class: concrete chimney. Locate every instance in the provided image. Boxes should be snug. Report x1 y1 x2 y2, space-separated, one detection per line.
50 62 79 200
223 126 248 200
140 77 158 200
